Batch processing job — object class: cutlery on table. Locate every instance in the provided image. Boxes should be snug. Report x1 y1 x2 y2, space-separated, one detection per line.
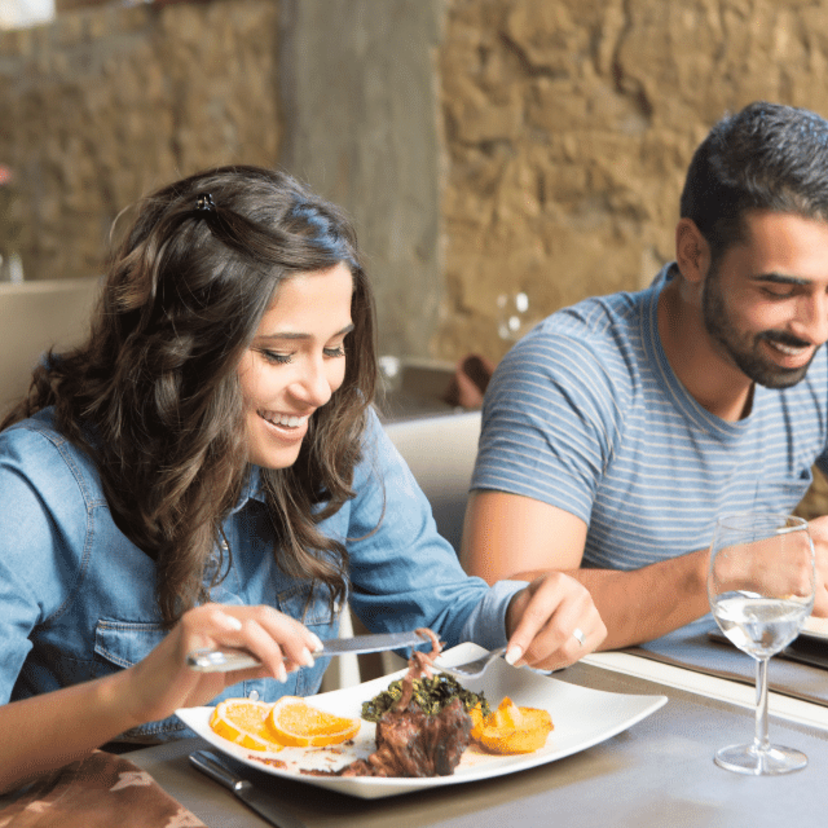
190 750 306 828
435 646 507 679
709 630 828 671
187 629 428 672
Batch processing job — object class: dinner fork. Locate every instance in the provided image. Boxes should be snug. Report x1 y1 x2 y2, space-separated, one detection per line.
437 646 507 680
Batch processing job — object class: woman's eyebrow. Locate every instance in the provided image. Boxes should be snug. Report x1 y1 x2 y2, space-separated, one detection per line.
256 323 355 342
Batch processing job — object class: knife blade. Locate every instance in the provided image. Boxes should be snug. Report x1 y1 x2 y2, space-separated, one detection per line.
187 629 426 672
189 750 307 828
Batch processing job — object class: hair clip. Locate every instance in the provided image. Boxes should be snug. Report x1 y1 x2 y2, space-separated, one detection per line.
195 193 215 212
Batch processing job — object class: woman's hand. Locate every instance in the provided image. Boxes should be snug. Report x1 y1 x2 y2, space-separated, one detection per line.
503 573 606 671
0 602 323 794
119 603 322 729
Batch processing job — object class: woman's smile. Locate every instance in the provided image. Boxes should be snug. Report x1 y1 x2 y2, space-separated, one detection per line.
257 410 311 430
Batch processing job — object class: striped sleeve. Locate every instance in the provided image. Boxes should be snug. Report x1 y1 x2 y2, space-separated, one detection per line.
472 322 628 524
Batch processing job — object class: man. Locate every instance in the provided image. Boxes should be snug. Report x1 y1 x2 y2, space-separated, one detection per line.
462 101 828 650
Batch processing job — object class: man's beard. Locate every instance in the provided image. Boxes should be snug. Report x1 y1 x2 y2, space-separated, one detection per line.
702 271 817 389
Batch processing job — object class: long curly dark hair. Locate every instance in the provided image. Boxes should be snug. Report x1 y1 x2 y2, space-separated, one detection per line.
2 165 377 625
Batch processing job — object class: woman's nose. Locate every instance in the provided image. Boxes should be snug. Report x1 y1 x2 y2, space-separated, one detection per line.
290 359 334 407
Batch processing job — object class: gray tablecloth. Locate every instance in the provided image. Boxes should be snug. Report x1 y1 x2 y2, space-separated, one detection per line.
630 618 828 706
126 663 828 828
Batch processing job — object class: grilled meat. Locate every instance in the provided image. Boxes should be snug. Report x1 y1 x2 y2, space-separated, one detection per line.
305 627 473 778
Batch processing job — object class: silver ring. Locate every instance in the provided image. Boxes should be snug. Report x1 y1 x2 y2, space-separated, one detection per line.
572 627 586 647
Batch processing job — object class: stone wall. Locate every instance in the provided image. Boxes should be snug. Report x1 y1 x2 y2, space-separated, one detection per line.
6 0 828 364
0 0 443 359
277 0 444 361
434 0 828 362
0 0 280 283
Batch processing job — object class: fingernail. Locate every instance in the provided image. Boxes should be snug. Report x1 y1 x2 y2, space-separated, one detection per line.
220 613 243 631
309 633 323 652
276 663 288 683
301 647 315 668
505 644 522 666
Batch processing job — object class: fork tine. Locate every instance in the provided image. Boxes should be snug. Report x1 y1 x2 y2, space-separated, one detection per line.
437 646 507 679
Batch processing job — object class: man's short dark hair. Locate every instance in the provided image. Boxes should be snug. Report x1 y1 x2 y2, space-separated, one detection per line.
680 101 828 262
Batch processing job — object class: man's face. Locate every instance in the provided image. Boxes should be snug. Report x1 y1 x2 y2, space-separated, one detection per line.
702 211 828 389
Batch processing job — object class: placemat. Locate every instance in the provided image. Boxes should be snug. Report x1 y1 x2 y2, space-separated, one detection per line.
629 619 828 707
0 749 206 827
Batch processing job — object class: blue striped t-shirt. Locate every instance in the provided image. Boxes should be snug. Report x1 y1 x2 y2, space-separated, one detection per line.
472 264 828 571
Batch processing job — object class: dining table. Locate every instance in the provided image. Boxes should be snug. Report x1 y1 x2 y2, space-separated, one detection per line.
119 622 828 828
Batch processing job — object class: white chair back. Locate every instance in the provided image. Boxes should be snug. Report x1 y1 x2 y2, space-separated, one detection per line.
0 278 100 414
383 410 482 553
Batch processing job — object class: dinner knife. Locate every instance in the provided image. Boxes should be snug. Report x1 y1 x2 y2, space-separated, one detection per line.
187 629 427 672
189 749 307 828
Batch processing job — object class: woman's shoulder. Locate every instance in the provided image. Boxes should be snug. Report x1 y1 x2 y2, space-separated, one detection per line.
1 408 104 505
2 408 62 456
3 407 79 456
336 406 405 500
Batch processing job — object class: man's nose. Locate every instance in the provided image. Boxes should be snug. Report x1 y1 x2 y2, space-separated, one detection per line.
793 294 828 345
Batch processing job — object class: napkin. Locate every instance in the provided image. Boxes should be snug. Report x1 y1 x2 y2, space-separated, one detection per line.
0 750 206 828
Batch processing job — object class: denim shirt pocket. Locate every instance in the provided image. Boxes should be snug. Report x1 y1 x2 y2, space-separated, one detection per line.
275 582 340 631
94 618 189 742
275 583 343 696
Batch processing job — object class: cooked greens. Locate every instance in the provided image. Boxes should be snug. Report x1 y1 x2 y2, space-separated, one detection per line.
361 672 491 722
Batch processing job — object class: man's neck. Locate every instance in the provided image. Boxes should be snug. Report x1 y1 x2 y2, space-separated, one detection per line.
657 275 755 421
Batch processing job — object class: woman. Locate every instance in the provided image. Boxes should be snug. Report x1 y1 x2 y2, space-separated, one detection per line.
0 166 605 792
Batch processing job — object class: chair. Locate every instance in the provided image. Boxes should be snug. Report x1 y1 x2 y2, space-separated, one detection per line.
382 410 482 554
377 410 482 676
0 278 100 414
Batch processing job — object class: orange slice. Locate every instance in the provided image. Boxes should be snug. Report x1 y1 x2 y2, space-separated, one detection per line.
265 695 361 747
209 699 285 752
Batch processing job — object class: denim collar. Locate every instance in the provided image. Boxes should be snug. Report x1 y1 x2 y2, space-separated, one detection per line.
229 466 267 514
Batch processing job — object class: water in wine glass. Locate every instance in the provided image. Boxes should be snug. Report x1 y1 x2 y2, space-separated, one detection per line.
712 590 810 659
708 511 815 776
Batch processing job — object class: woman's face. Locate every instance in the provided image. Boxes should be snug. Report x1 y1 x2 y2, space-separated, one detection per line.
237 262 354 469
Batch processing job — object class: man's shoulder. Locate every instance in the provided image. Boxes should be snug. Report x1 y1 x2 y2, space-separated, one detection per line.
503 285 654 387
542 286 649 341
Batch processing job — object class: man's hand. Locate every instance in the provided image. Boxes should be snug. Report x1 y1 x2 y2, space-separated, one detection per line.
805 515 828 616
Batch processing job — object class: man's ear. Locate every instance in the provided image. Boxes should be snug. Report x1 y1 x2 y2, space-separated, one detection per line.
675 218 711 285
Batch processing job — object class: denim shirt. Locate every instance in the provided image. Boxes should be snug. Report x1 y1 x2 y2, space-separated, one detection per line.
0 407 521 742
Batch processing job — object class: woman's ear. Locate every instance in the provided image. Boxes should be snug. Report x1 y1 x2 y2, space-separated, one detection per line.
675 218 711 285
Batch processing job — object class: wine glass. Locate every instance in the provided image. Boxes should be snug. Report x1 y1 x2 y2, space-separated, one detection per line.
496 291 534 342
708 512 815 775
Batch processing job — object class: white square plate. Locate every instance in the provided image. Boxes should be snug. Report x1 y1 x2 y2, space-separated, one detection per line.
176 643 667 800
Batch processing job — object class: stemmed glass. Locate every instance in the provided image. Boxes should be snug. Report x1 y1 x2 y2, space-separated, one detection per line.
708 512 815 775
496 292 534 342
